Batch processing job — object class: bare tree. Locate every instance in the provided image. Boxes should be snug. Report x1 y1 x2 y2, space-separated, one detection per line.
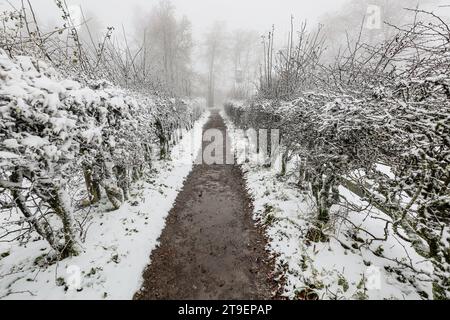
134 0 194 96
203 21 228 108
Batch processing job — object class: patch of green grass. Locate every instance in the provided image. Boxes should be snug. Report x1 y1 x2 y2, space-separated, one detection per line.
374 245 384 257
356 277 366 290
353 291 369 300
338 276 349 292
432 282 447 300
299 255 309 271
56 277 65 287
264 213 276 226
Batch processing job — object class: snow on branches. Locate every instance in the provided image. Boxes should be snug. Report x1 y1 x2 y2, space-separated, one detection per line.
225 10 450 299
0 51 204 259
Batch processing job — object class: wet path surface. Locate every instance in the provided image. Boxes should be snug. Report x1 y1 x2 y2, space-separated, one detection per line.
134 110 274 300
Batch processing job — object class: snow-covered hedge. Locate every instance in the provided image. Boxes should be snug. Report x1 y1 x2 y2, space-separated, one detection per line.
225 85 450 297
0 50 204 258
224 16 450 298
225 10 450 298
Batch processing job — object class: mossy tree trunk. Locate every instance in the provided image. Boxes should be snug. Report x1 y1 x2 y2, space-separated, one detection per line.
311 172 339 224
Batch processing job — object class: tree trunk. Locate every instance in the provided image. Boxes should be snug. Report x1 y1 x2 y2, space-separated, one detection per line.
101 163 124 209
116 165 130 201
155 120 168 160
312 173 338 224
280 150 289 176
46 187 81 258
83 165 101 204
10 170 60 253
101 180 124 210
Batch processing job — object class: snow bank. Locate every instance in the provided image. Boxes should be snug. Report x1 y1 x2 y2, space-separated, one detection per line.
0 112 209 299
0 49 208 299
222 107 441 300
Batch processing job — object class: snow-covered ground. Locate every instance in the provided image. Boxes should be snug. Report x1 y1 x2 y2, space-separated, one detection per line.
0 112 209 300
222 110 434 300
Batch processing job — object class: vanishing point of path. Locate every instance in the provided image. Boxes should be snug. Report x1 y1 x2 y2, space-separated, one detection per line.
134 110 275 300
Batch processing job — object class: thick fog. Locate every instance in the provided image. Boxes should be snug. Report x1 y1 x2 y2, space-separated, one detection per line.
0 0 350 36
1 0 450 301
1 0 448 103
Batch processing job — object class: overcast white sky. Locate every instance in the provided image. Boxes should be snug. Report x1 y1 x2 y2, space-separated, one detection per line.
2 0 448 46
0 0 351 39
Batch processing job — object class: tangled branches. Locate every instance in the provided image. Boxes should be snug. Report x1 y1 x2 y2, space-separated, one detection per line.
225 9 450 298
0 52 203 259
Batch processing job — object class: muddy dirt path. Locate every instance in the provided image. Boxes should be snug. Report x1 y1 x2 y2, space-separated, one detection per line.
134 110 274 300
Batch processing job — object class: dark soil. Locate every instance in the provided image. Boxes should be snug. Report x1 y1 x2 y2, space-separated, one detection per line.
134 110 276 300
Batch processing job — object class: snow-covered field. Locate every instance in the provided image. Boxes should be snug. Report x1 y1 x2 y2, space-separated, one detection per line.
0 112 209 300
222 110 435 300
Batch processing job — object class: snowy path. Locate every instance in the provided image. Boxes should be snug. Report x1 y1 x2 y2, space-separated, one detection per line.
0 112 209 300
134 111 275 299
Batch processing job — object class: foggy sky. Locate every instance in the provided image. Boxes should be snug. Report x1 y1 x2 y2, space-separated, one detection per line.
2 0 448 42
0 0 350 39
